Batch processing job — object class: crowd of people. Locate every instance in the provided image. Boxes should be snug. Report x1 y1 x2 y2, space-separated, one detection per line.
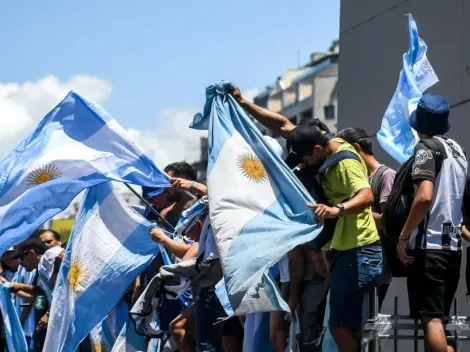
0 86 468 352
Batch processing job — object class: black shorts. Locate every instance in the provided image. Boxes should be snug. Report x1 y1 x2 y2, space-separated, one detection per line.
407 249 462 318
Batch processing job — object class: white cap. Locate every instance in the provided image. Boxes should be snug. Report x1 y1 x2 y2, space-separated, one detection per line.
263 135 283 158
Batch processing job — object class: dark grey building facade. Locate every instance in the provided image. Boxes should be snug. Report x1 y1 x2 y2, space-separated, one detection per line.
339 1 470 350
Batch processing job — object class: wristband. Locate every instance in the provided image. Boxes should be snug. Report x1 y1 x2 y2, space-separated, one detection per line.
190 181 195 194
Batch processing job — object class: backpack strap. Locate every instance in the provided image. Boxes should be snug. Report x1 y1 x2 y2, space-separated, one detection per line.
370 165 389 211
318 150 361 174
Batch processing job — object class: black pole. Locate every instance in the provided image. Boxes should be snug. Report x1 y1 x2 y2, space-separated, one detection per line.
124 183 176 232
454 297 459 352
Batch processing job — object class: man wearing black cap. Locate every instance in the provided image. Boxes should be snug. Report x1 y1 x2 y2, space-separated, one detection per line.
231 86 382 351
397 94 467 352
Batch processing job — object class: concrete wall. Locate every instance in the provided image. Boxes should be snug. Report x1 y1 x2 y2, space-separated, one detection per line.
339 0 470 350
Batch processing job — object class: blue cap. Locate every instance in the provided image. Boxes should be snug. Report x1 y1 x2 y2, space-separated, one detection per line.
409 93 450 136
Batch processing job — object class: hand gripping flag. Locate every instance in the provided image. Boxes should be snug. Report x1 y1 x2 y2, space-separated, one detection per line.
43 183 161 352
377 14 439 164
190 82 322 314
0 91 169 255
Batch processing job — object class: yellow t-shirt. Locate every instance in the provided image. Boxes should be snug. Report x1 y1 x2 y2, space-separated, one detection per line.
320 138 379 251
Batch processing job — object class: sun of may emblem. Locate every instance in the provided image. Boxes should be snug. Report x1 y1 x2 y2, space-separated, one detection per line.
69 258 88 293
27 164 62 187
237 153 268 183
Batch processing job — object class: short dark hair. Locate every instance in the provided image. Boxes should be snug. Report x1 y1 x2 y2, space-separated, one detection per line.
39 230 61 242
164 162 197 181
336 127 374 156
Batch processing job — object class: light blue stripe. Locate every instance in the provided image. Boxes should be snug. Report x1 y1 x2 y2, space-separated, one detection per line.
51 183 159 351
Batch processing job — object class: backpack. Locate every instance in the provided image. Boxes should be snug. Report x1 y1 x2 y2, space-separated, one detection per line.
383 137 446 243
297 150 361 249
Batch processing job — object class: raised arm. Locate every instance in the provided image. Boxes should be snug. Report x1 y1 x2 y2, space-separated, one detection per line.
230 85 296 137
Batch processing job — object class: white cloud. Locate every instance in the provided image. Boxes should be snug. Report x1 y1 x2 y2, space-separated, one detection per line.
128 107 206 170
0 75 112 158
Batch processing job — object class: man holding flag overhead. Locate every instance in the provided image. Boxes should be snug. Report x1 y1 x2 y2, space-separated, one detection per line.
230 85 382 351
190 82 323 316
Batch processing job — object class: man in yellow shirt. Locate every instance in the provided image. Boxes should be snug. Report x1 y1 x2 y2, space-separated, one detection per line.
230 86 382 352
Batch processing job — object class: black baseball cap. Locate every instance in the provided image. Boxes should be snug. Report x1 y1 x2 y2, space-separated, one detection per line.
286 124 329 158
12 238 47 259
336 127 374 143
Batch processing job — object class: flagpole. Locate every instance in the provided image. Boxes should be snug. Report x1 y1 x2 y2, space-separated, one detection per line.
124 183 176 232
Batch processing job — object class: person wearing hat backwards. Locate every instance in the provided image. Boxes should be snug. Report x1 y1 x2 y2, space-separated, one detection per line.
396 94 467 352
230 85 382 352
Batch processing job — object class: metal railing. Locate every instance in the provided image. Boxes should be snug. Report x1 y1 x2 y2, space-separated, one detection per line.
363 288 470 352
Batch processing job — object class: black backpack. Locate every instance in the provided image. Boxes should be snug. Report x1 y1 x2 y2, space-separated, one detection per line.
383 137 445 243
292 150 361 249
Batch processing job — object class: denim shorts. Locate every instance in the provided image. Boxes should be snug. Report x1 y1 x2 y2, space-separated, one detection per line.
329 243 382 327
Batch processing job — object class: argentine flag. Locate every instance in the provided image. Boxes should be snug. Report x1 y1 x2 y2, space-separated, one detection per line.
0 91 169 255
191 82 321 314
377 14 439 164
0 282 28 352
44 183 160 351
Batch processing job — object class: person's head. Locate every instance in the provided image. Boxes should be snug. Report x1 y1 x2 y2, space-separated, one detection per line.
286 124 330 166
164 162 197 181
1 247 20 272
285 119 331 168
409 93 450 139
336 127 374 158
143 162 197 209
13 238 47 272
39 230 62 249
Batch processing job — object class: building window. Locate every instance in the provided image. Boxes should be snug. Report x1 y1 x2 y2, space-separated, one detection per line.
324 105 335 120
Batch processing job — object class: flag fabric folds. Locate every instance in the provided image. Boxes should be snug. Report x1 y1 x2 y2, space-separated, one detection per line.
377 14 439 164
43 182 161 351
191 82 321 315
0 282 28 352
0 90 169 255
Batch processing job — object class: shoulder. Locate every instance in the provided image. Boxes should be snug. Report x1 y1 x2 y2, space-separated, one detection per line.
413 142 434 165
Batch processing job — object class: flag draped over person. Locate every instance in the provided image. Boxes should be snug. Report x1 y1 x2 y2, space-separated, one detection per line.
190 82 322 315
0 282 28 352
377 14 439 164
43 182 162 352
0 91 169 255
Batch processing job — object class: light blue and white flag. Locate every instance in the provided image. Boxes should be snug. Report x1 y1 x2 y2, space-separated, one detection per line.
0 282 28 352
112 318 148 352
0 90 169 255
89 298 129 351
191 82 321 315
43 182 161 351
377 14 439 164
243 313 274 352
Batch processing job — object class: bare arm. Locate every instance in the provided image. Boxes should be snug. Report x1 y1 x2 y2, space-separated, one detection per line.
309 187 374 219
10 282 45 297
182 243 199 261
287 246 304 313
399 180 433 241
372 203 387 230
231 86 295 137
150 228 192 259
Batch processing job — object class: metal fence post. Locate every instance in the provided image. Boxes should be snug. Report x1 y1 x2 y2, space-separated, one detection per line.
394 297 398 352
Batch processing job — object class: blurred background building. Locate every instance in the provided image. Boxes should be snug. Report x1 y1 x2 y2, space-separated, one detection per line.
339 0 470 349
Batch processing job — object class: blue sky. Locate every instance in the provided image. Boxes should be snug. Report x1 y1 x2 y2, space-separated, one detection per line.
0 0 339 164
